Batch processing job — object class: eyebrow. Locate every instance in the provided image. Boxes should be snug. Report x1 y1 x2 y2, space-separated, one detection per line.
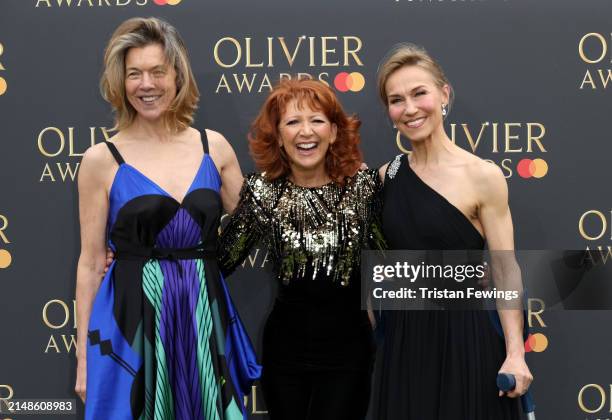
126 64 167 72
387 85 427 97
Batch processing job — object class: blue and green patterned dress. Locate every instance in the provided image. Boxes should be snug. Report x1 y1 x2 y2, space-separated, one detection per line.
85 131 261 419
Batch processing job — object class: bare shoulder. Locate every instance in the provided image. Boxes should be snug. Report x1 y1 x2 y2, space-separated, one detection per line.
78 141 117 190
466 158 508 202
205 128 236 164
205 129 232 152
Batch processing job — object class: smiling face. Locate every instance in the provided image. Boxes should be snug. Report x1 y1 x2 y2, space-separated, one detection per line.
278 99 337 179
124 43 177 123
385 65 450 142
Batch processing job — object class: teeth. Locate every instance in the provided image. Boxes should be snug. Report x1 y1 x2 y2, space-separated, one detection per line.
141 96 160 103
297 143 317 150
406 118 425 128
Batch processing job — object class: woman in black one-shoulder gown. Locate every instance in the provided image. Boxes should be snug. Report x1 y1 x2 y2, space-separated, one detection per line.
372 44 532 420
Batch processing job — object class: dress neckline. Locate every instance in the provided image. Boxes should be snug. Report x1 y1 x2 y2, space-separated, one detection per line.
403 155 485 243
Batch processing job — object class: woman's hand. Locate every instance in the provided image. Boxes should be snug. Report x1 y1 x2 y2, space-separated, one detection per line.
498 354 533 398
104 248 115 273
75 358 87 403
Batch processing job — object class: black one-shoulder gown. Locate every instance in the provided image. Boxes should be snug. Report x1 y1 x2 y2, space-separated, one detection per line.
373 154 521 420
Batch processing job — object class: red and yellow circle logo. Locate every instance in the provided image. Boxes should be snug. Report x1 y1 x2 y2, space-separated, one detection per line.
334 72 365 92
525 333 548 353
517 158 548 179
0 249 12 269
153 0 182 5
0 78 6 96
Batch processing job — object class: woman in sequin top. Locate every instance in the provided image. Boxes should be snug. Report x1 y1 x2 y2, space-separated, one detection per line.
218 79 384 420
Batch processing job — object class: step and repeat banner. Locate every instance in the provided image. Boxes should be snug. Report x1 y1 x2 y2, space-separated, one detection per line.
0 0 611 418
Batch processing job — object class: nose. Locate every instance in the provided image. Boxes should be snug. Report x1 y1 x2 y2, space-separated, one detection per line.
140 72 155 89
403 99 418 116
299 122 314 136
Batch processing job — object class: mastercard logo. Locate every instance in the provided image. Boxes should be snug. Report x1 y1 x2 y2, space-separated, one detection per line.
0 78 6 96
334 72 365 92
525 333 548 353
153 0 182 5
517 158 548 179
0 249 12 269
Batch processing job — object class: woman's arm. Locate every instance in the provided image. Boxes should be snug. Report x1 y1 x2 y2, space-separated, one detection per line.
206 129 244 214
477 162 533 399
74 145 113 402
217 175 267 276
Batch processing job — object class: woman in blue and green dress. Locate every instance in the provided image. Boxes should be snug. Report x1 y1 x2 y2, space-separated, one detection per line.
74 17 260 419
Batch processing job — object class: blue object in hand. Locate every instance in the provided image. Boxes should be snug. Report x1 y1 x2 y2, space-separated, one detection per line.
497 373 536 420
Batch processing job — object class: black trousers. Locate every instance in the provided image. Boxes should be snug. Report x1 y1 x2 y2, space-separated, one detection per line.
261 369 372 420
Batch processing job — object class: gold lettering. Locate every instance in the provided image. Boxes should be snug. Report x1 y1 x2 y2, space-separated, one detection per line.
40 163 56 182
258 74 272 93
578 33 607 64
56 162 80 182
278 37 304 67
461 123 488 153
580 69 597 89
245 38 263 68
0 215 9 244
42 299 70 329
321 36 339 66
0 384 13 403
308 37 316 67
500 158 513 178
343 36 363 66
243 249 261 268
266 37 274 67
38 127 65 157
77 0 94 6
67 127 92 156
596 246 612 264
233 73 257 93
526 123 546 152
579 210 607 241
598 69 612 88
251 385 268 414
61 334 77 353
578 383 605 413
35 0 52 6
214 38 241 68
45 335 61 353
492 123 499 152
279 73 291 81
0 43 4 71
527 298 546 328
136 0 146 5
116 0 129 5
215 74 231 94
297 72 312 80
504 123 522 152
318 72 330 86
260 250 270 268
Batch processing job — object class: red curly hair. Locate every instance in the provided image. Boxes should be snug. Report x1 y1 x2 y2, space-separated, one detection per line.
249 78 363 184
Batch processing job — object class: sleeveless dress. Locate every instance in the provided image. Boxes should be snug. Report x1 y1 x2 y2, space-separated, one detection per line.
372 154 521 420
85 131 261 420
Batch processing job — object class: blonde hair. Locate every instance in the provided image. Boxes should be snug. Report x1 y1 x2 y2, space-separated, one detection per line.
377 43 454 114
100 17 199 132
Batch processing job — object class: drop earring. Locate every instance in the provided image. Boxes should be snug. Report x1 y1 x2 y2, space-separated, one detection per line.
441 104 448 117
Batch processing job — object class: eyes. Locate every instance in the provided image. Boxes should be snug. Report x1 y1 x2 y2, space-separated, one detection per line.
388 90 427 105
126 68 168 80
285 117 327 126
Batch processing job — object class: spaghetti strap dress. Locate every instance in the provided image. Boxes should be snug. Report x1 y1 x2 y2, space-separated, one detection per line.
372 153 521 420
85 131 261 420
